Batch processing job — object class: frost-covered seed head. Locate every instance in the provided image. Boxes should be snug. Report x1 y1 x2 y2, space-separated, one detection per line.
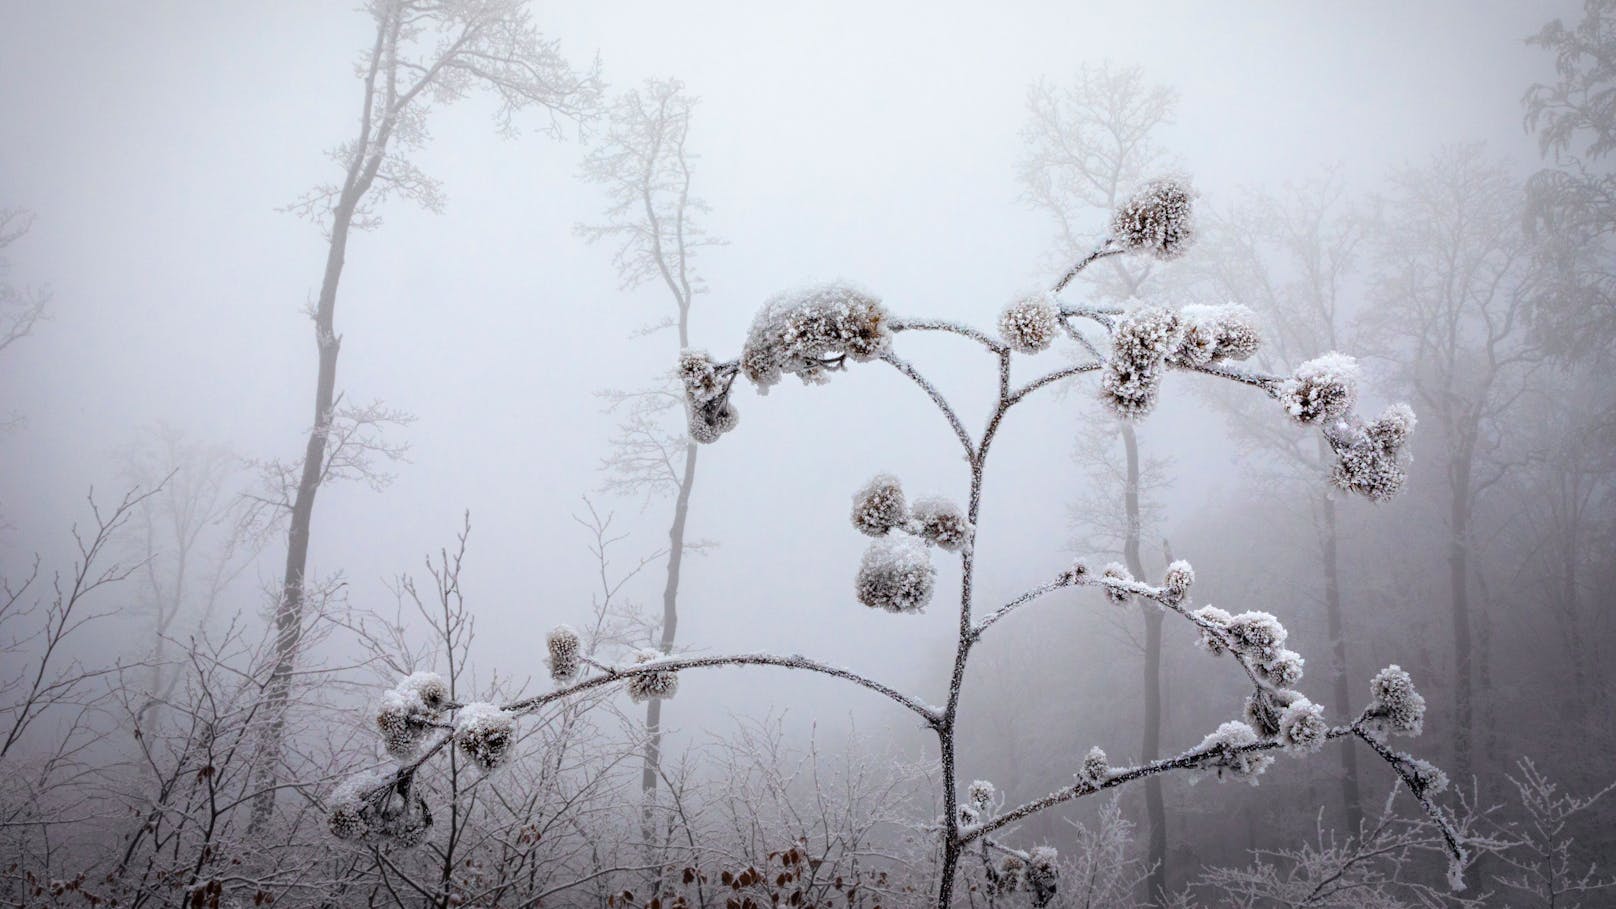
1026 846 1060 906
1258 648 1306 687
851 474 908 537
855 536 936 613
968 779 996 812
376 676 445 759
1112 178 1196 260
399 672 449 713
1225 611 1288 661
1280 353 1359 424
1410 758 1449 795
1367 665 1425 736
1101 306 1181 419
1191 605 1234 655
995 855 1026 894
625 648 679 703
1243 688 1294 739
328 802 368 840
1197 720 1273 782
1081 746 1110 784
1101 562 1134 604
547 625 582 684
1367 402 1417 452
957 803 980 826
1279 697 1328 754
1161 559 1195 603
999 293 1061 354
1173 304 1261 365
375 702 425 759
911 496 972 551
455 702 516 772
327 771 383 841
740 284 890 390
679 349 740 444
1329 403 1417 501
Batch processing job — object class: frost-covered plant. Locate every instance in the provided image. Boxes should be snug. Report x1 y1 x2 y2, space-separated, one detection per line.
1326 402 1417 501
455 702 516 772
998 293 1061 353
340 176 1462 906
546 624 582 683
679 348 741 443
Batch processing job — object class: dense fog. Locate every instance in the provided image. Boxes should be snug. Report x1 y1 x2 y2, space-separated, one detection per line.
1 1 1612 906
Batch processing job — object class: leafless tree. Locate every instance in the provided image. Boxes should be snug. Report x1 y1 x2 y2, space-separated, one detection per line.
0 207 50 436
255 0 600 828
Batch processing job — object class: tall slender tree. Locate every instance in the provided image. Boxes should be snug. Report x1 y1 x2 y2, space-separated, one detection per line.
252 0 599 828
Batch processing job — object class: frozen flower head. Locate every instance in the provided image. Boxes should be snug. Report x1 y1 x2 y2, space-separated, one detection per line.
1225 611 1288 662
1059 558 1090 585
851 473 908 536
327 770 385 841
1197 720 1273 782
1366 664 1425 736
1026 846 1060 907
957 803 980 826
967 779 996 812
399 672 449 713
739 283 890 391
1173 304 1261 366
1258 648 1306 687
1080 746 1110 784
999 293 1061 354
995 854 1026 894
455 702 516 772
1279 697 1328 753
856 536 936 613
546 625 582 684
1161 559 1195 604
1280 352 1359 425
911 495 972 552
1112 177 1196 260
1101 562 1134 604
376 673 449 758
679 349 740 444
1101 306 1181 419
1190 605 1235 655
1329 403 1417 502
1409 758 1449 796
1243 687 1293 739
625 648 679 703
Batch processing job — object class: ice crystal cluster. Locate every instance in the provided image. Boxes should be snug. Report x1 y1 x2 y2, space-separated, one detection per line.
967 779 996 812
1100 303 1264 419
1024 846 1061 907
998 293 1061 353
848 473 970 612
1198 720 1273 781
1111 177 1196 260
1101 562 1133 603
375 672 449 759
1245 689 1327 754
1080 746 1110 784
546 624 582 683
1280 352 1359 424
455 702 516 772
851 473 907 536
739 284 891 390
855 535 936 613
1365 664 1426 736
911 495 971 551
679 349 739 444
625 647 679 703
1327 402 1417 502
327 770 430 844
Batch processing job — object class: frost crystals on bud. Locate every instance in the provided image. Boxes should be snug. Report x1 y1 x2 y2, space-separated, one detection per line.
740 284 891 391
1080 746 1110 784
547 625 582 684
911 495 972 551
1161 560 1194 604
1101 562 1134 604
1366 664 1425 737
1197 720 1273 782
625 648 679 703
376 672 449 759
1280 352 1359 425
456 702 516 772
967 779 996 812
1279 697 1328 753
856 536 936 613
1111 177 1196 260
1328 403 1417 502
999 293 1061 353
1190 606 1234 655
679 349 740 444
1026 846 1060 907
1172 304 1260 366
1101 306 1181 419
851 473 908 536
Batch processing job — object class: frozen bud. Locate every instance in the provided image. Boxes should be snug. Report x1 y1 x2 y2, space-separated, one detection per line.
455 702 516 772
855 536 936 614
1278 697 1328 753
1101 562 1134 604
1161 560 1195 603
957 803 980 826
376 674 445 759
1026 846 1060 907
1329 429 1409 501
1409 758 1449 796
995 855 1026 894
967 779 996 811
546 625 582 684
1367 665 1425 736
327 771 383 841
1258 648 1306 687
1111 177 1196 260
328 801 368 840
740 283 891 391
1101 306 1181 419
1243 687 1295 739
1190 605 1234 655
625 648 679 703
999 293 1061 354
1174 303 1261 366
1280 352 1359 425
399 672 449 713
1225 611 1288 661
679 349 740 444
1080 746 1110 784
1197 720 1273 782
911 496 972 551
851 473 908 537
1059 558 1090 585
1367 402 1417 452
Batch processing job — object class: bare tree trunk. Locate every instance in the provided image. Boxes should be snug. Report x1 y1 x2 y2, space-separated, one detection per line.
1447 459 1474 785
1318 484 1363 833
1122 424 1167 904
641 441 697 846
